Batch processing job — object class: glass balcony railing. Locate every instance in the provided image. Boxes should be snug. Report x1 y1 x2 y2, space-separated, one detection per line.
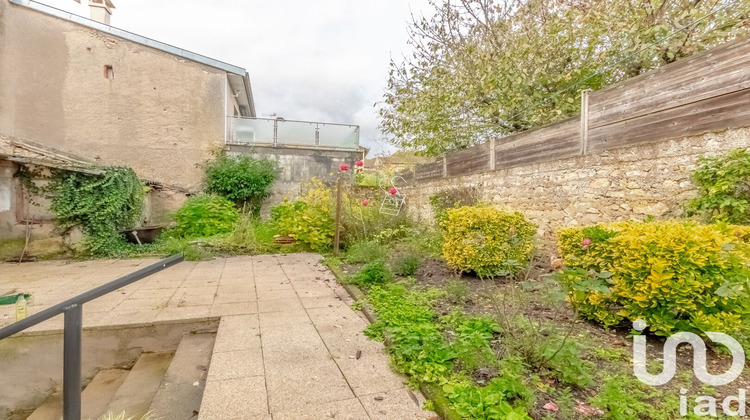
227 117 360 150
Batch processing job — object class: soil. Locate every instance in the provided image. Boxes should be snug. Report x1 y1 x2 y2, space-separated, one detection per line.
346 253 750 418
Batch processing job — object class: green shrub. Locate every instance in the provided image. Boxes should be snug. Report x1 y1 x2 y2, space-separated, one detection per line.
46 167 144 256
442 206 537 278
392 254 420 276
271 179 334 251
687 148 750 224
204 154 280 216
429 187 479 224
272 200 333 251
352 260 393 286
557 220 750 336
345 240 387 264
218 214 279 254
173 195 239 238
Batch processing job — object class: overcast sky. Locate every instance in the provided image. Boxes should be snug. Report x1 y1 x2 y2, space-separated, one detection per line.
37 0 434 156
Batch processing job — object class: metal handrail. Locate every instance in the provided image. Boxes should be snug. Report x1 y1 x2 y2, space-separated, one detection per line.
0 254 184 420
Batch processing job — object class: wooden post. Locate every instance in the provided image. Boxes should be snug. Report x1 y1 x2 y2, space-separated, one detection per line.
489 138 496 171
333 176 342 255
442 155 447 178
580 89 591 155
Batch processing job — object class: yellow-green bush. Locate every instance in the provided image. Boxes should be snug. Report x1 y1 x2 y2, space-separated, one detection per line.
271 178 334 251
557 220 750 336
441 206 537 278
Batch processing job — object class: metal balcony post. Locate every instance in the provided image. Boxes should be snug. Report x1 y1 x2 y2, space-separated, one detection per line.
63 304 82 420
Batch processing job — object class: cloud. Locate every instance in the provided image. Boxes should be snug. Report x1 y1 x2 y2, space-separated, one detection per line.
39 0 433 156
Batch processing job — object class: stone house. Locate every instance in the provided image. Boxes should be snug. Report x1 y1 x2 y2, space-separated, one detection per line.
0 0 256 193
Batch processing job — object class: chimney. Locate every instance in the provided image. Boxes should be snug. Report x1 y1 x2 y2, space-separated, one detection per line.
88 0 115 25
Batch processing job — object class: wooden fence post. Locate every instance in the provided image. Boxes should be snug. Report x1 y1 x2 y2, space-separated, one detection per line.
490 138 496 171
580 89 591 154
442 155 447 177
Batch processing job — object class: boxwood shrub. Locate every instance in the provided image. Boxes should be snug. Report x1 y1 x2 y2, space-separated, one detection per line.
556 220 750 336
441 206 537 278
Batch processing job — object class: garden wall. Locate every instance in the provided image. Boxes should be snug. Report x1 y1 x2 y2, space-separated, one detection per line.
403 126 750 243
227 143 365 214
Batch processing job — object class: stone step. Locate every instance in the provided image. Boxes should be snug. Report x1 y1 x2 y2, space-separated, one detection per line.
25 392 61 420
148 333 215 419
80 369 129 420
101 352 173 418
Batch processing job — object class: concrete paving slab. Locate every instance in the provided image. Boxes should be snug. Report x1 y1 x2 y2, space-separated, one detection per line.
154 306 210 322
213 292 256 304
206 348 264 381
271 398 370 420
213 315 261 353
258 309 311 327
264 362 354 412
210 301 258 317
359 388 434 419
257 298 304 313
198 376 268 420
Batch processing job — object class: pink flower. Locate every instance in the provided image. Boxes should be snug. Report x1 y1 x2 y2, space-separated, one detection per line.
355 160 364 167
362 199 369 207
582 238 592 247
389 187 398 195
339 163 349 172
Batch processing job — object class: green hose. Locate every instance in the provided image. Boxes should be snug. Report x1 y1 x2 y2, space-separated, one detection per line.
0 294 30 305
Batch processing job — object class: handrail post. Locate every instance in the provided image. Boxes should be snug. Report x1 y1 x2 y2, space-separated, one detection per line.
63 304 82 420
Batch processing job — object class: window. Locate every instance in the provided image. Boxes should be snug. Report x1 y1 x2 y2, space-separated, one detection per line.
104 65 114 79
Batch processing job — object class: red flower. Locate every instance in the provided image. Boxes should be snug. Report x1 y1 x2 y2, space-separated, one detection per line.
362 199 369 207
355 160 364 167
389 187 398 195
582 238 592 247
339 163 349 172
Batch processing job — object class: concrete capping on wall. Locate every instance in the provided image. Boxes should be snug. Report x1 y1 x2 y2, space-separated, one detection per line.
410 35 750 181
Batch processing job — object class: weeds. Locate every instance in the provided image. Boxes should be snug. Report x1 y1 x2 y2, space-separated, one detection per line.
444 278 470 305
345 240 387 264
392 254 420 276
351 260 393 287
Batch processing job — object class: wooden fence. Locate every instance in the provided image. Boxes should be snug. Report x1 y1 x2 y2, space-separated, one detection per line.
411 35 750 181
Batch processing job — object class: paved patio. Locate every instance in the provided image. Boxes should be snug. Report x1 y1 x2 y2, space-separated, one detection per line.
0 253 436 419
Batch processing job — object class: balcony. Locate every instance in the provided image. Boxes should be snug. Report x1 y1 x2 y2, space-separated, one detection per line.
227 116 360 150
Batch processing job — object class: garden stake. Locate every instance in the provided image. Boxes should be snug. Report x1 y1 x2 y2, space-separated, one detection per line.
334 176 342 255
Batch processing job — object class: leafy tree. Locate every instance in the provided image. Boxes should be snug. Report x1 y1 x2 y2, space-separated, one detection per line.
204 154 280 217
380 0 750 156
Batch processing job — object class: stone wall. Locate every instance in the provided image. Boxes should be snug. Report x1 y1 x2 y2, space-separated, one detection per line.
403 127 750 244
227 144 365 214
0 0 229 191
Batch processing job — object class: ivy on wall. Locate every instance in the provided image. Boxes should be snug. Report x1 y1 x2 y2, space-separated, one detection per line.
16 165 145 256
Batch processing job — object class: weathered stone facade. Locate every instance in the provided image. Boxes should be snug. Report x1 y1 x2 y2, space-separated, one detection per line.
404 127 750 244
0 0 251 192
